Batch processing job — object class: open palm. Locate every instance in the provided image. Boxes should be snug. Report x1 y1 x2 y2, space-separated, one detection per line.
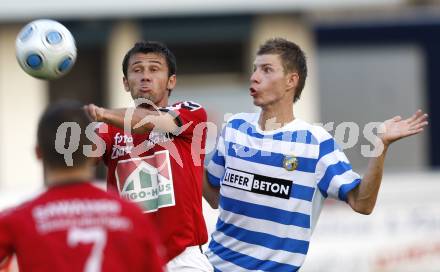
380 109 428 146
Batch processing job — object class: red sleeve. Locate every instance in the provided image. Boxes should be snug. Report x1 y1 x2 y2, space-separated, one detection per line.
0 211 13 267
166 101 207 139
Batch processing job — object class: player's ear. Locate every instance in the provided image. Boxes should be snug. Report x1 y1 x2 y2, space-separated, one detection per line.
123 76 129 92
167 75 176 90
35 145 43 160
286 72 299 91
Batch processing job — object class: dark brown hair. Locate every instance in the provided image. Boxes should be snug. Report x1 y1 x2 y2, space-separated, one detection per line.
37 100 92 169
122 41 177 78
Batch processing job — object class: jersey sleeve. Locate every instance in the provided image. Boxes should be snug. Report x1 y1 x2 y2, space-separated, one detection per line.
315 136 361 202
206 127 227 188
163 101 207 139
0 212 13 266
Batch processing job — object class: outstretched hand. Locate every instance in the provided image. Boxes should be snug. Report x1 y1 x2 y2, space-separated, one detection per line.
84 104 105 122
380 109 428 146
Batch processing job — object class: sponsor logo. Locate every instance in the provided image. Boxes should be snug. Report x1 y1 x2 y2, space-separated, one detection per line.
111 145 133 159
143 131 173 150
111 133 134 159
222 167 292 199
115 150 175 212
114 132 133 145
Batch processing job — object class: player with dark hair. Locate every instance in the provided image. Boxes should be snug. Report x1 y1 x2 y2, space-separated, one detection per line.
0 100 164 272
85 41 212 271
203 38 428 271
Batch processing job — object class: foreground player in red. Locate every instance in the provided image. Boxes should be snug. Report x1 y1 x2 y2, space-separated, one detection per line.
84 41 212 271
0 101 164 272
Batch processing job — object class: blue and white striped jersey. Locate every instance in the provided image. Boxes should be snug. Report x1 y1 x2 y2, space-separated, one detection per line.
206 112 361 272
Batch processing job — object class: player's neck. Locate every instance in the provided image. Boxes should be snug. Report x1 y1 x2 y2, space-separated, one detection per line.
44 165 93 187
258 102 295 131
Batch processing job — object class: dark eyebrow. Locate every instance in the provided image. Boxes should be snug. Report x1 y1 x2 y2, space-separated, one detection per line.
131 60 163 67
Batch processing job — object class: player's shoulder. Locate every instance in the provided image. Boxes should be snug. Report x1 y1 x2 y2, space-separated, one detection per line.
166 101 207 125
0 205 20 220
53 184 144 217
226 112 257 124
0 189 45 219
169 101 205 112
297 119 334 144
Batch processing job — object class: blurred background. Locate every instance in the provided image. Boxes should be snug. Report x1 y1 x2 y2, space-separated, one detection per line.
1 0 440 271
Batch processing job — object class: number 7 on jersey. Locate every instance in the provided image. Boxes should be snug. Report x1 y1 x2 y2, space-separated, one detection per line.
68 227 107 272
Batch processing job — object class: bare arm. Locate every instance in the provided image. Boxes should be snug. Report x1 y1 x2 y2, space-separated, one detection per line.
84 104 178 134
203 170 220 209
347 110 428 214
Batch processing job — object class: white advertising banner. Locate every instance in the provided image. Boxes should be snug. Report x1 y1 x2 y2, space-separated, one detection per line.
302 172 440 272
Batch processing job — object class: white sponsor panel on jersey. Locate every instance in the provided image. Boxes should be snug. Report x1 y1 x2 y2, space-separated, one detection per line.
222 167 292 199
115 150 175 213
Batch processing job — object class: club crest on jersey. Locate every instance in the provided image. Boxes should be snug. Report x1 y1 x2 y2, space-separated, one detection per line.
283 155 298 171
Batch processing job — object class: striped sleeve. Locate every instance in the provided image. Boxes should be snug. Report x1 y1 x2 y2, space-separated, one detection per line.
206 128 227 187
315 137 361 201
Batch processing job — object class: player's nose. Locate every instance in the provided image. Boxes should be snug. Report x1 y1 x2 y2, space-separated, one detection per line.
250 70 260 83
140 71 152 82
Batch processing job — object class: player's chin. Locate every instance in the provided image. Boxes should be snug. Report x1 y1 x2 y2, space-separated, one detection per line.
252 97 264 107
135 93 154 102
134 95 158 109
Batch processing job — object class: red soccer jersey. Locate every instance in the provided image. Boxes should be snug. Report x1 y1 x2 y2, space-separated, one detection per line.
0 182 164 272
98 101 208 261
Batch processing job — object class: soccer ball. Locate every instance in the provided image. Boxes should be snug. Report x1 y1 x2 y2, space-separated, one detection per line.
15 19 77 80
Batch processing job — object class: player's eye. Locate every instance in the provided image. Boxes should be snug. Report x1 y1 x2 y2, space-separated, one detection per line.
263 67 271 73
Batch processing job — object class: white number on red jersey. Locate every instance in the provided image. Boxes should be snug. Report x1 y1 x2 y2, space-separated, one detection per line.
67 227 107 272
